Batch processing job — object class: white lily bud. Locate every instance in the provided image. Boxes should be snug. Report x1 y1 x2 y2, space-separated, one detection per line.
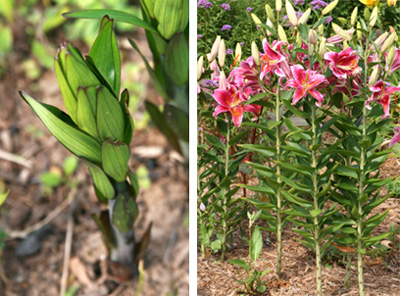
368 65 380 86
235 43 242 62
251 13 262 27
285 0 298 26
343 40 349 49
299 8 311 25
309 29 317 45
219 71 227 90
319 38 327 57
218 39 226 68
266 18 274 37
351 7 358 26
197 56 203 80
332 23 352 41
278 24 287 42
209 35 221 62
276 0 282 12
251 41 260 66
369 6 378 27
381 32 397 53
322 0 338 15
386 45 396 70
265 4 275 23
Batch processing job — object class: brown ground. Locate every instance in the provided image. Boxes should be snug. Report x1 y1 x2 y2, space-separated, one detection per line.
198 159 400 296
0 14 188 296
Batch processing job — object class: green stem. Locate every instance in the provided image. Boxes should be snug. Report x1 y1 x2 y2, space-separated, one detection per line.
221 120 230 261
108 182 136 274
275 88 283 278
311 103 322 296
344 254 352 289
357 104 367 296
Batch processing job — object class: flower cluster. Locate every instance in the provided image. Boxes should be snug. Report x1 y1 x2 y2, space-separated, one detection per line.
203 36 400 132
198 0 213 9
221 3 230 11
221 24 232 31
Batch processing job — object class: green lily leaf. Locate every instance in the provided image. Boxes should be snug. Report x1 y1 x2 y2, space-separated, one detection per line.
112 191 138 232
101 140 130 182
89 16 121 95
76 86 98 138
63 9 158 35
96 86 126 141
145 101 181 154
164 32 188 85
128 38 168 100
20 91 102 164
85 160 115 199
120 89 134 145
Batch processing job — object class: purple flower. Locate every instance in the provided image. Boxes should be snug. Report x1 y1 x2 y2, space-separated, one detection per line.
204 79 218 88
221 24 232 31
197 34 202 38
246 7 253 12
325 16 333 24
221 3 230 10
226 49 233 55
240 42 244 46
310 0 328 9
198 0 213 9
294 0 305 4
200 203 206 211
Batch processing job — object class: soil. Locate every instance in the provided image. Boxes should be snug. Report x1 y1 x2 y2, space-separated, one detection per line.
197 158 400 296
0 11 188 296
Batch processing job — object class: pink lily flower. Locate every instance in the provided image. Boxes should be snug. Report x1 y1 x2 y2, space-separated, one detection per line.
286 65 327 106
324 47 362 79
212 85 257 127
260 39 286 80
385 47 400 75
366 80 400 117
389 126 400 148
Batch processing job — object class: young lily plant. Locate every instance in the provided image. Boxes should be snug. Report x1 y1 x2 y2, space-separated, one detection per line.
20 16 145 278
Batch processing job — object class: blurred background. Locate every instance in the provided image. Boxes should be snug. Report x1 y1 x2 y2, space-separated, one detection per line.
0 1 188 295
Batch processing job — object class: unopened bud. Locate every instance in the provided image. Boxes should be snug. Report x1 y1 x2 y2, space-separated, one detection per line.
219 71 227 90
351 7 358 26
381 32 397 53
299 8 311 25
218 39 226 68
318 24 324 34
372 32 388 49
278 24 287 42
235 43 242 62
197 56 203 80
343 40 349 49
309 29 317 45
357 22 363 40
286 0 298 26
364 7 370 22
368 65 380 86
369 6 378 27
265 4 275 23
332 23 352 41
266 18 273 37
322 0 338 15
276 0 282 12
251 41 260 66
319 38 327 57
251 13 262 27
296 31 302 47
209 35 221 62
338 17 347 26
388 0 397 7
386 45 396 70
390 26 399 41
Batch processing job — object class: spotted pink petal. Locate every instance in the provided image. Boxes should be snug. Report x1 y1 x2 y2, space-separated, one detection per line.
292 87 307 105
212 89 233 107
213 105 229 117
231 107 244 127
308 89 324 106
